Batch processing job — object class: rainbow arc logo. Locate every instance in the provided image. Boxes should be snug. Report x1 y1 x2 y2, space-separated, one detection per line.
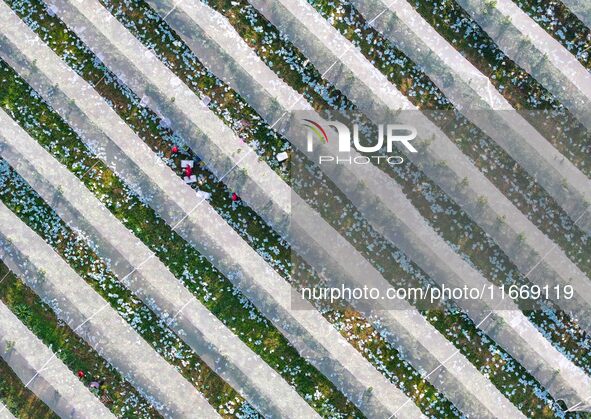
302 119 329 144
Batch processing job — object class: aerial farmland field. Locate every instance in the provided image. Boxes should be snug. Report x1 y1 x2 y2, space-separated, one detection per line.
0 0 589 417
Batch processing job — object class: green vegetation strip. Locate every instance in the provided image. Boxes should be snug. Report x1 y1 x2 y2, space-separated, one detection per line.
513 0 591 69
441 115 591 279
310 0 454 111
0 261 160 418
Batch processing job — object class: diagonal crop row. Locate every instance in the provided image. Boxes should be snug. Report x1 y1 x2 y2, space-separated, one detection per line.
305 0 591 333
0 296 111 418
512 0 591 68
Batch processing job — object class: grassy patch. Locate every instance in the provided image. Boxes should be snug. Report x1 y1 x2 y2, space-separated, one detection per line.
0 356 57 419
